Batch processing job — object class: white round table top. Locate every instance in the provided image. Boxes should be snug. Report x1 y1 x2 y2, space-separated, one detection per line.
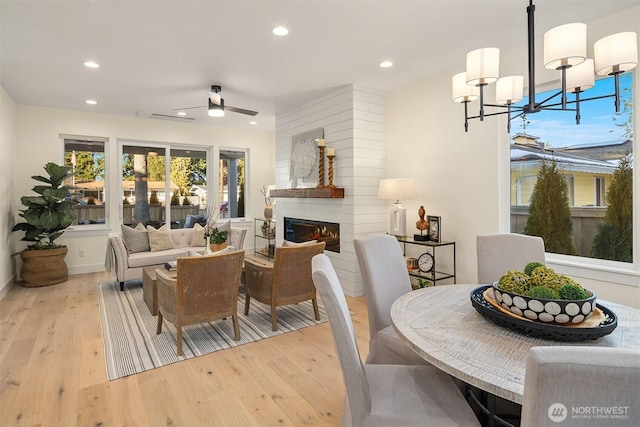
390 284 640 404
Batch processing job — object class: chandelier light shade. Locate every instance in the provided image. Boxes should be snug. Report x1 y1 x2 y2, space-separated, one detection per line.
566 59 595 93
208 98 225 117
543 23 587 70
496 76 524 105
378 178 417 237
466 48 500 86
594 32 638 76
452 72 479 103
452 0 638 132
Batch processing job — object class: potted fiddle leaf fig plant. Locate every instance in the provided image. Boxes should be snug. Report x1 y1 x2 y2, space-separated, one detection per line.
12 162 78 287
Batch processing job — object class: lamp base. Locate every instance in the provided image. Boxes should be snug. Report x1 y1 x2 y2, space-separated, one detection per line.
389 205 407 236
413 234 430 242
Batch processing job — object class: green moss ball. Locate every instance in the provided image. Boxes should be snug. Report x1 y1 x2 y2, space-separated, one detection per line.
497 271 531 295
524 261 545 276
527 286 560 300
558 284 588 300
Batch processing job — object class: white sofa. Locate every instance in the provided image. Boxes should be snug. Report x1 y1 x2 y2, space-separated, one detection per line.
107 226 247 291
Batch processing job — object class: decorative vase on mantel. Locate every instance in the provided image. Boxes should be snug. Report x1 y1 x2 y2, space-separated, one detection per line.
264 206 273 220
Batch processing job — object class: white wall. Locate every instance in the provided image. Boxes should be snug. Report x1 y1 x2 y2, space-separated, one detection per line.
386 5 640 307
0 86 17 298
275 85 387 296
11 106 274 277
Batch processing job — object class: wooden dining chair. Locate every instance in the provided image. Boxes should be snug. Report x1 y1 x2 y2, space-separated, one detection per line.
155 249 245 356
521 346 640 427
311 253 480 427
476 233 545 284
354 233 429 365
243 241 326 331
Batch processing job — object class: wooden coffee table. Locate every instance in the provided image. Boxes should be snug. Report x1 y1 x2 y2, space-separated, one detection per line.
142 265 173 315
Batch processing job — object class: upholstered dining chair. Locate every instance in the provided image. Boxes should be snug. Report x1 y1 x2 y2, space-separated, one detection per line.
244 241 326 331
155 249 245 356
521 346 640 427
354 233 428 365
476 233 545 284
311 254 480 426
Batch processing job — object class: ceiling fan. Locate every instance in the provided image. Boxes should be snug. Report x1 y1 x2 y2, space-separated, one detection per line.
175 85 259 117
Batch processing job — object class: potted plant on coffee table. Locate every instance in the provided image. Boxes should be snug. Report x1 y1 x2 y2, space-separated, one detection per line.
12 162 78 287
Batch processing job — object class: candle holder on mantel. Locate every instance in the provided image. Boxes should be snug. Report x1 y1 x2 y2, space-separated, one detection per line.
316 139 326 189
327 152 336 189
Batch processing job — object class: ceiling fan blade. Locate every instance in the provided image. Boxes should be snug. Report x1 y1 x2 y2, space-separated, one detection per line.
226 105 259 116
173 105 206 111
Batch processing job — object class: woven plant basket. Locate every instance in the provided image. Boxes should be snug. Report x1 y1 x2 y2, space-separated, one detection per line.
209 242 228 253
19 246 69 287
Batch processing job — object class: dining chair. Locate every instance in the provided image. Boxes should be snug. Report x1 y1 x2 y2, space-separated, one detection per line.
476 233 545 284
155 249 245 356
311 253 480 427
521 346 640 427
354 233 428 365
244 241 326 331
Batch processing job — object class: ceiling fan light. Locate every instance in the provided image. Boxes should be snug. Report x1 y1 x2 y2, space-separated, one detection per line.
495 76 524 105
566 59 595 93
452 72 479 103
210 92 222 105
544 23 586 69
466 47 500 86
208 98 225 117
594 32 638 76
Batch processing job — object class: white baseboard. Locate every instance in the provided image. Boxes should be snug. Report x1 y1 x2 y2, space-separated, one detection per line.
68 263 107 275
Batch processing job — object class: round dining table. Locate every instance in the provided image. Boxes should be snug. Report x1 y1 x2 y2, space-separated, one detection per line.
390 284 640 404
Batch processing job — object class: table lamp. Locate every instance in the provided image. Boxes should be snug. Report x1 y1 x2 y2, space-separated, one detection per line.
377 178 417 237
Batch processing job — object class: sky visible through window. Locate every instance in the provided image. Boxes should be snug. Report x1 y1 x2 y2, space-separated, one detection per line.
511 74 632 148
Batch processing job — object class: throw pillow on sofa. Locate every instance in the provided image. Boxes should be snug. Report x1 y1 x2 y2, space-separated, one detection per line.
190 223 207 246
121 223 150 253
147 224 176 252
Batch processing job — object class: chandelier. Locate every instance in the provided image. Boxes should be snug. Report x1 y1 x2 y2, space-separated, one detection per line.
452 0 638 132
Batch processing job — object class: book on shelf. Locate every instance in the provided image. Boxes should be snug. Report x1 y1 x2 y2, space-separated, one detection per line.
165 260 177 271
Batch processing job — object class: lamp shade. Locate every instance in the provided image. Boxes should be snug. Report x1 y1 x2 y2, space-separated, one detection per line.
452 72 479 103
377 178 417 202
566 58 595 93
594 32 638 76
495 76 524 105
466 48 500 86
544 23 587 70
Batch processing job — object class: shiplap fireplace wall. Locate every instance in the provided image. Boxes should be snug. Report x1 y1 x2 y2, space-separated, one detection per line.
273 85 388 296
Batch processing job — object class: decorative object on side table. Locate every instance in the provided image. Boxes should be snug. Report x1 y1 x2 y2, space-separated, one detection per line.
316 138 325 188
427 215 441 243
377 178 417 237
261 185 273 220
414 205 430 241
418 251 434 274
12 162 79 287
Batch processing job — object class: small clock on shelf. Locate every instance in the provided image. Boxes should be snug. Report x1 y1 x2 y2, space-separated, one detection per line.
418 252 434 273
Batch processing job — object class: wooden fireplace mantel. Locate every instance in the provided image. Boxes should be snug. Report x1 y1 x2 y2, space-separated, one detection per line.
270 188 344 199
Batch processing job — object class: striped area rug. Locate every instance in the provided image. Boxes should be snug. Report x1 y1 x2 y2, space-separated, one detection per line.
97 280 327 380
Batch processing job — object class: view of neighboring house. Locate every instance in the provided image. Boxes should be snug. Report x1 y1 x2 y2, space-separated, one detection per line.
510 133 630 207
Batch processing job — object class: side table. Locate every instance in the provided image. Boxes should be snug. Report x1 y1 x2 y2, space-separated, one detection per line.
142 265 171 315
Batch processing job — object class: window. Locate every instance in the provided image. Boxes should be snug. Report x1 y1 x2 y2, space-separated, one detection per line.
63 136 108 227
509 74 633 262
219 149 246 219
121 142 208 228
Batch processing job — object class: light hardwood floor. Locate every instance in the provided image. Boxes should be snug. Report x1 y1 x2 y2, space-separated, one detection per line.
0 271 371 426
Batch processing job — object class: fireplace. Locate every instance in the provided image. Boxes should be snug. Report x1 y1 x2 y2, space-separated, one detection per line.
284 217 340 253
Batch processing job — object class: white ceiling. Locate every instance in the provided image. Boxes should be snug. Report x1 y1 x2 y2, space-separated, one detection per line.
1 0 637 132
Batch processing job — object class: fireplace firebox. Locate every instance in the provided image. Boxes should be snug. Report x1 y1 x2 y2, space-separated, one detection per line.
284 217 340 253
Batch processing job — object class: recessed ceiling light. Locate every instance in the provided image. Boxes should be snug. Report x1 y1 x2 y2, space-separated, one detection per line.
250 121 257 125
84 61 99 69
273 26 289 36
85 99 97 105
176 111 186 116
380 60 393 68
